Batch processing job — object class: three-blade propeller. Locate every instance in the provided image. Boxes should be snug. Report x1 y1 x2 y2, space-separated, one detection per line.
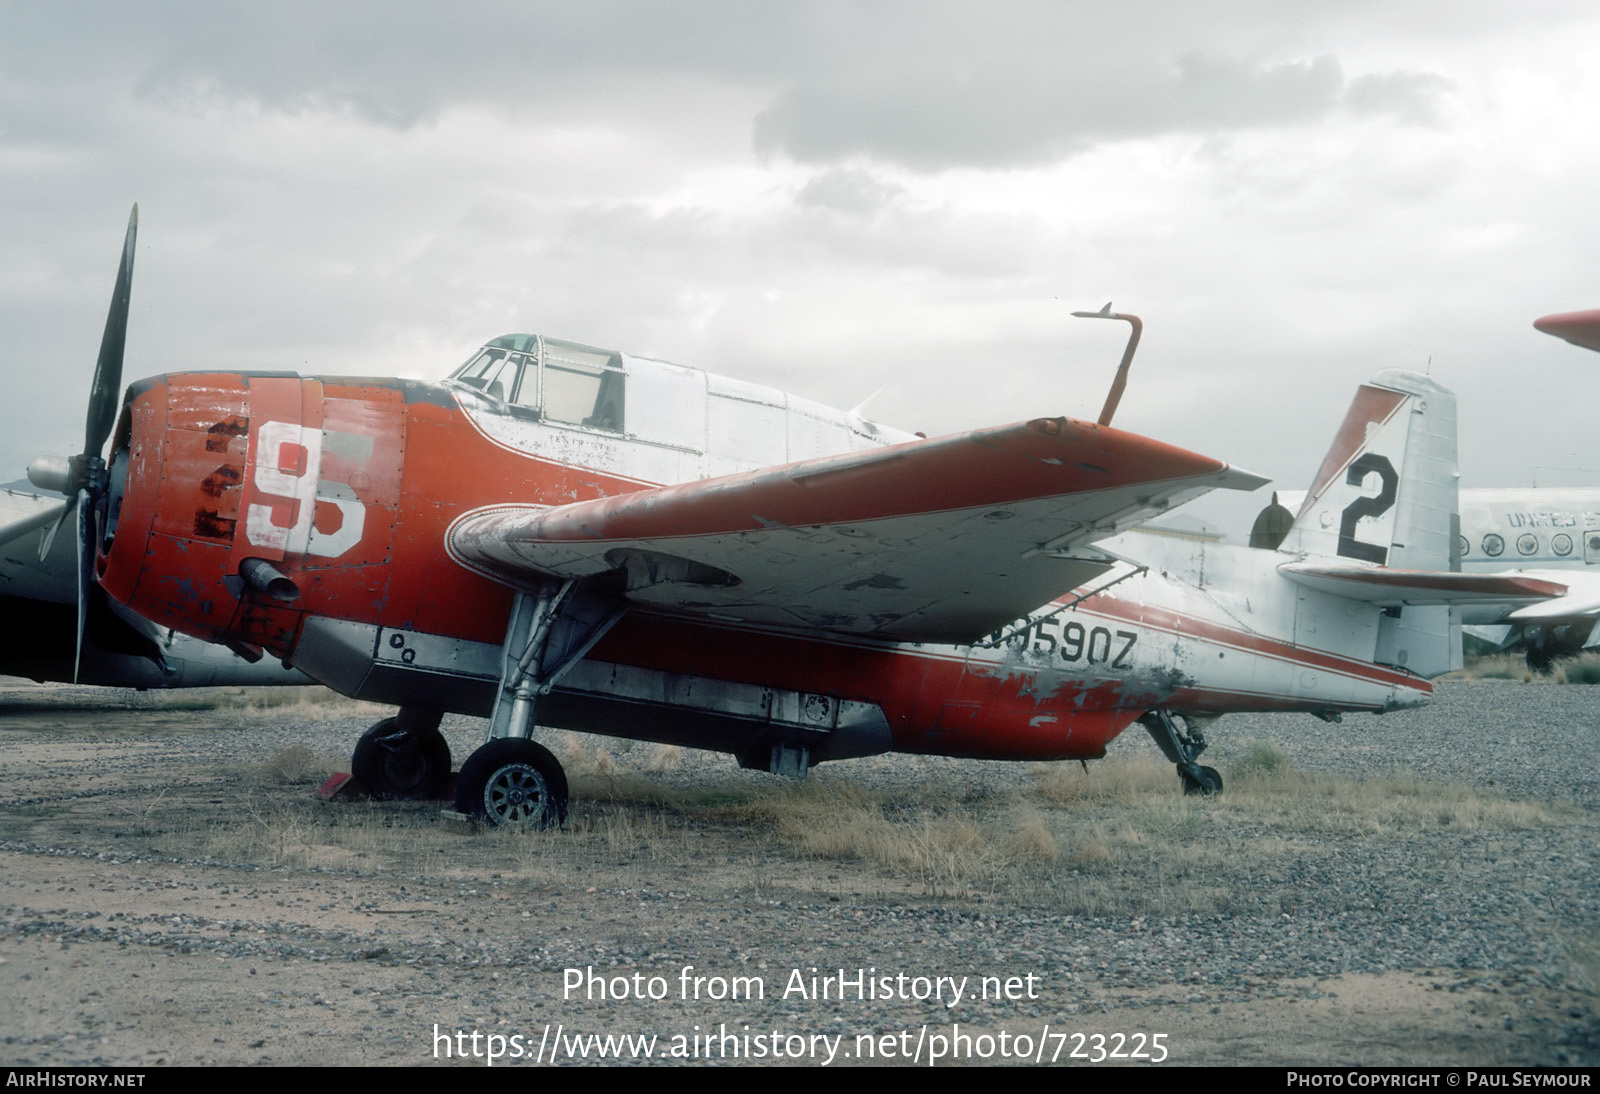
27 205 138 681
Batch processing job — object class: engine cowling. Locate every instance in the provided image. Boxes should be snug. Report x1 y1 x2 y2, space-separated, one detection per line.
99 373 407 660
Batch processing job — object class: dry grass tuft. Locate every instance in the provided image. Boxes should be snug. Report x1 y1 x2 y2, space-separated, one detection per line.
1067 829 1115 867
645 744 683 771
238 687 388 719
1006 805 1060 863
1449 654 1535 683
260 744 324 785
1223 770 1568 834
1229 741 1291 781
1030 755 1174 804
1445 651 1600 685
694 778 1001 893
1557 653 1600 685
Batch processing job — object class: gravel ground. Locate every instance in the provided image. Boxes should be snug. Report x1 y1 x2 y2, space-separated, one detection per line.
0 678 1596 1067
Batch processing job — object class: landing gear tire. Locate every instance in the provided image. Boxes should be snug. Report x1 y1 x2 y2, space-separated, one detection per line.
455 738 568 829
351 717 452 800
1141 710 1224 797
1180 764 1223 796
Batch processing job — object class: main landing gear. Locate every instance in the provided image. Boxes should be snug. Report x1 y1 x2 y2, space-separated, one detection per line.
351 707 452 800
451 581 625 828
1521 620 1594 674
456 738 569 827
1139 709 1223 796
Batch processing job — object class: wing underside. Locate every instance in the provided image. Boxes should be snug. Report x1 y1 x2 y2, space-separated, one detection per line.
448 416 1266 644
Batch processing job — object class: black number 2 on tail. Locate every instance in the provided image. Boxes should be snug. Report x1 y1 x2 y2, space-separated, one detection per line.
1337 453 1398 563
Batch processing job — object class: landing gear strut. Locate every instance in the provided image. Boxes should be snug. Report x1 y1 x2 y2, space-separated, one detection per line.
452 581 625 827
1139 709 1223 796
351 707 451 800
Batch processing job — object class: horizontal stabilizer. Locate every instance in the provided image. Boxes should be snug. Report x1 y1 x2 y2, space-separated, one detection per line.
1279 561 1566 607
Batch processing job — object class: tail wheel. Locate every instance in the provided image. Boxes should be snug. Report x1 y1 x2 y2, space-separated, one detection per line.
1181 764 1223 796
351 717 452 800
455 738 568 828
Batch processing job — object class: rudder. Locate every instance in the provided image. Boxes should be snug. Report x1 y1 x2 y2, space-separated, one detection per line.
1279 369 1459 573
1279 369 1462 677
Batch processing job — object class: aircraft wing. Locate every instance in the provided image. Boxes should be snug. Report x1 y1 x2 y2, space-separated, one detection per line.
1503 570 1600 622
449 417 1267 644
0 485 67 551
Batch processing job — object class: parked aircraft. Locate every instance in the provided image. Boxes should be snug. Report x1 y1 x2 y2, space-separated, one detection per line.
1254 308 1600 671
1445 310 1600 667
29 208 1561 826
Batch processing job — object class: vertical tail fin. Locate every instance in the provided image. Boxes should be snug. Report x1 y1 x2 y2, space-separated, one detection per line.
1280 369 1459 572
1281 369 1462 677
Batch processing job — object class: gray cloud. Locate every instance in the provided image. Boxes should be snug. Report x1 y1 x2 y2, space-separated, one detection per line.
9 2 1456 168
795 168 906 216
755 51 1452 170
1343 71 1456 126
6 1 793 131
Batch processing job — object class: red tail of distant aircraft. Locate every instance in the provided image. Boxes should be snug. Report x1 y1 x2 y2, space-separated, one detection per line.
1534 308 1600 354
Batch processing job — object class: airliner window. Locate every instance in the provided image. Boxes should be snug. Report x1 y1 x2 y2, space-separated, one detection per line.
1517 534 1539 556
1481 533 1504 557
1554 533 1574 556
543 341 625 431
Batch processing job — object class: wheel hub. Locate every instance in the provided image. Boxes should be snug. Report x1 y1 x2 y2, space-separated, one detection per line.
380 736 427 788
486 763 549 823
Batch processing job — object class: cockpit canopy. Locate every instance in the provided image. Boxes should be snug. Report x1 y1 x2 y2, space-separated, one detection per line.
449 334 625 432
446 333 913 478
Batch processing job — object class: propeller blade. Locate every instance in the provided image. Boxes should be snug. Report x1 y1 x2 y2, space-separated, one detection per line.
69 204 139 681
36 496 75 560
85 204 138 458
73 488 91 683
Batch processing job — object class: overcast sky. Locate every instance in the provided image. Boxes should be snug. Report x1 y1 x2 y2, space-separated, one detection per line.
5 1 1599 534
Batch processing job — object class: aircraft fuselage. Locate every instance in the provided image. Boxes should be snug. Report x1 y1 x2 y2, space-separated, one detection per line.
97 366 1426 769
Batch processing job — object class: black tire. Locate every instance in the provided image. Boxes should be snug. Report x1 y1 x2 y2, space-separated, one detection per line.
351 717 452 801
1180 764 1223 796
454 738 568 828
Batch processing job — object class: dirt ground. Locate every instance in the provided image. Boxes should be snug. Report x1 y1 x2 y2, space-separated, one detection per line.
1 681 1596 1068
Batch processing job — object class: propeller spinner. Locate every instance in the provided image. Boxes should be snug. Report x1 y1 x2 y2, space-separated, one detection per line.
26 204 139 681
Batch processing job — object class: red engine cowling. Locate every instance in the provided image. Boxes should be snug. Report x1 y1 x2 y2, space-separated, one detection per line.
99 373 408 660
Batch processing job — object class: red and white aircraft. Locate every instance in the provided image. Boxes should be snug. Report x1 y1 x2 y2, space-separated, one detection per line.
29 209 1562 825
